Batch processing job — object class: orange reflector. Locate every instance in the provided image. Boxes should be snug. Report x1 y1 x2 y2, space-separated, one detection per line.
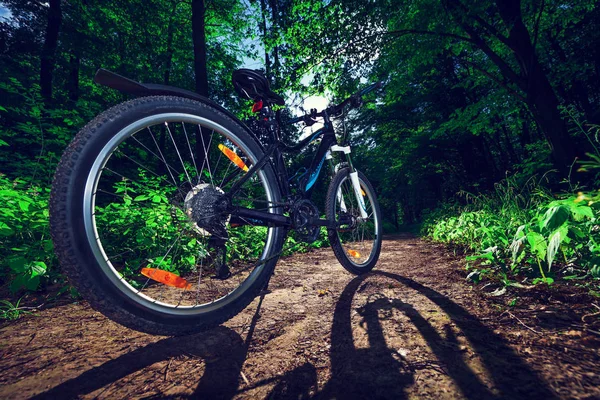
347 249 361 258
218 144 249 172
361 189 366 196
140 268 191 290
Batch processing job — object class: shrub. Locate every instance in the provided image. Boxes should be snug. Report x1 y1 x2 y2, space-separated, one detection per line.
423 176 599 285
0 175 56 292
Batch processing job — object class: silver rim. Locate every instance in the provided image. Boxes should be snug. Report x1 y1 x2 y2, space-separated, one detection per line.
83 113 278 316
334 174 380 267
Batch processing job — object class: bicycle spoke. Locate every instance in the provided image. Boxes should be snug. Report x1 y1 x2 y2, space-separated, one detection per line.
199 127 215 186
165 122 193 187
147 126 182 188
181 123 199 179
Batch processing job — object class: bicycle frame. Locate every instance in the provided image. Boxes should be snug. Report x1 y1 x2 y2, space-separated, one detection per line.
93 68 372 227
228 107 367 228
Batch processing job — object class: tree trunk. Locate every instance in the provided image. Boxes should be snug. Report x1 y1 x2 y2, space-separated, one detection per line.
192 0 209 96
192 0 211 181
494 0 577 170
164 2 177 86
268 0 280 84
67 52 79 103
40 0 62 103
259 0 271 76
501 122 518 164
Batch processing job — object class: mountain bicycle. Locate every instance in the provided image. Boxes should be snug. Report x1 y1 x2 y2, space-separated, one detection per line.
50 68 382 335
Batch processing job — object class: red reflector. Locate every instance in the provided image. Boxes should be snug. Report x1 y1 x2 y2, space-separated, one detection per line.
252 100 263 113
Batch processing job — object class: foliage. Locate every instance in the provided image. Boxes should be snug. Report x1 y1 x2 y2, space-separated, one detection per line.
423 176 600 286
0 298 34 320
0 175 56 293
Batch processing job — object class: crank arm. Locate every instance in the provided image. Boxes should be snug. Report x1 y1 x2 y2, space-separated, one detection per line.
308 217 338 229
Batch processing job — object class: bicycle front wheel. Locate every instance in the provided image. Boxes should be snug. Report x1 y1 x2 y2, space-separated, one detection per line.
326 168 382 274
50 96 284 335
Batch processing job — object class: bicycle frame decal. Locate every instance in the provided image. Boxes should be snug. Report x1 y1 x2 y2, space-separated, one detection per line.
305 155 326 191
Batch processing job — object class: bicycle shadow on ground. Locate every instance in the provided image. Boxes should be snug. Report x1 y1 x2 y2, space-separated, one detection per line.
315 271 558 400
29 325 246 399
30 293 273 400
29 271 559 399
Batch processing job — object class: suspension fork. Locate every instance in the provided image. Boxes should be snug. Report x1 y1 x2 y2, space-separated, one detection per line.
326 145 368 218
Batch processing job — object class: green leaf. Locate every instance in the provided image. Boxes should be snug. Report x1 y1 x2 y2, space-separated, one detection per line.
540 205 569 232
134 195 149 201
18 200 30 212
0 221 13 236
546 226 567 271
43 240 54 252
569 225 586 238
8 257 27 273
533 277 554 285
10 275 27 293
571 205 594 221
526 231 547 260
25 275 40 291
466 251 495 262
30 261 47 277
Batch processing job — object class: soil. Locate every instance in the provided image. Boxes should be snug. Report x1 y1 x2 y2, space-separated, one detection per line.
1 234 599 399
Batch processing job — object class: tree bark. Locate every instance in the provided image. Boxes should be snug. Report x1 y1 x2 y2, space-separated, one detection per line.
164 2 177 85
40 0 62 103
192 0 209 96
192 0 211 179
67 52 79 103
268 0 280 84
259 0 271 76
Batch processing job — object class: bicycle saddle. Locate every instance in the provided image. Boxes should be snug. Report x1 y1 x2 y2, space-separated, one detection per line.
232 69 285 106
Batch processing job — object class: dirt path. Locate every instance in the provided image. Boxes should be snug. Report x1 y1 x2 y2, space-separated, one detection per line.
1 235 599 399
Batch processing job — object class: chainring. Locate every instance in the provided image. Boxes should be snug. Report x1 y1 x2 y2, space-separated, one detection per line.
291 199 320 243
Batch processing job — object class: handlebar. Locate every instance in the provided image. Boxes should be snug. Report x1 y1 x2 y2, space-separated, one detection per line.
287 81 382 125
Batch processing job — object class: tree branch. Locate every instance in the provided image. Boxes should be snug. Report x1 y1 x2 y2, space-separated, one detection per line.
457 56 527 102
385 29 474 43
460 23 526 90
471 15 511 46
532 0 545 49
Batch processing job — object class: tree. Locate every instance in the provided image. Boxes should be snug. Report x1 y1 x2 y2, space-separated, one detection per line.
39 0 62 102
192 0 209 96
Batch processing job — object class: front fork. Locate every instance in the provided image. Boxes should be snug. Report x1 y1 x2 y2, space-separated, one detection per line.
326 146 368 219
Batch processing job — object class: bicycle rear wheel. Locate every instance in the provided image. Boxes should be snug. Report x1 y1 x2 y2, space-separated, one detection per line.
326 168 382 274
50 96 284 335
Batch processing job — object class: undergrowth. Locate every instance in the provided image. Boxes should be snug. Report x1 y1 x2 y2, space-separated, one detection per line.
422 175 600 291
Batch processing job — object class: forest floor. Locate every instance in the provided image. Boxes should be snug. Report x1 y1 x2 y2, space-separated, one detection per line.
1 234 600 399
